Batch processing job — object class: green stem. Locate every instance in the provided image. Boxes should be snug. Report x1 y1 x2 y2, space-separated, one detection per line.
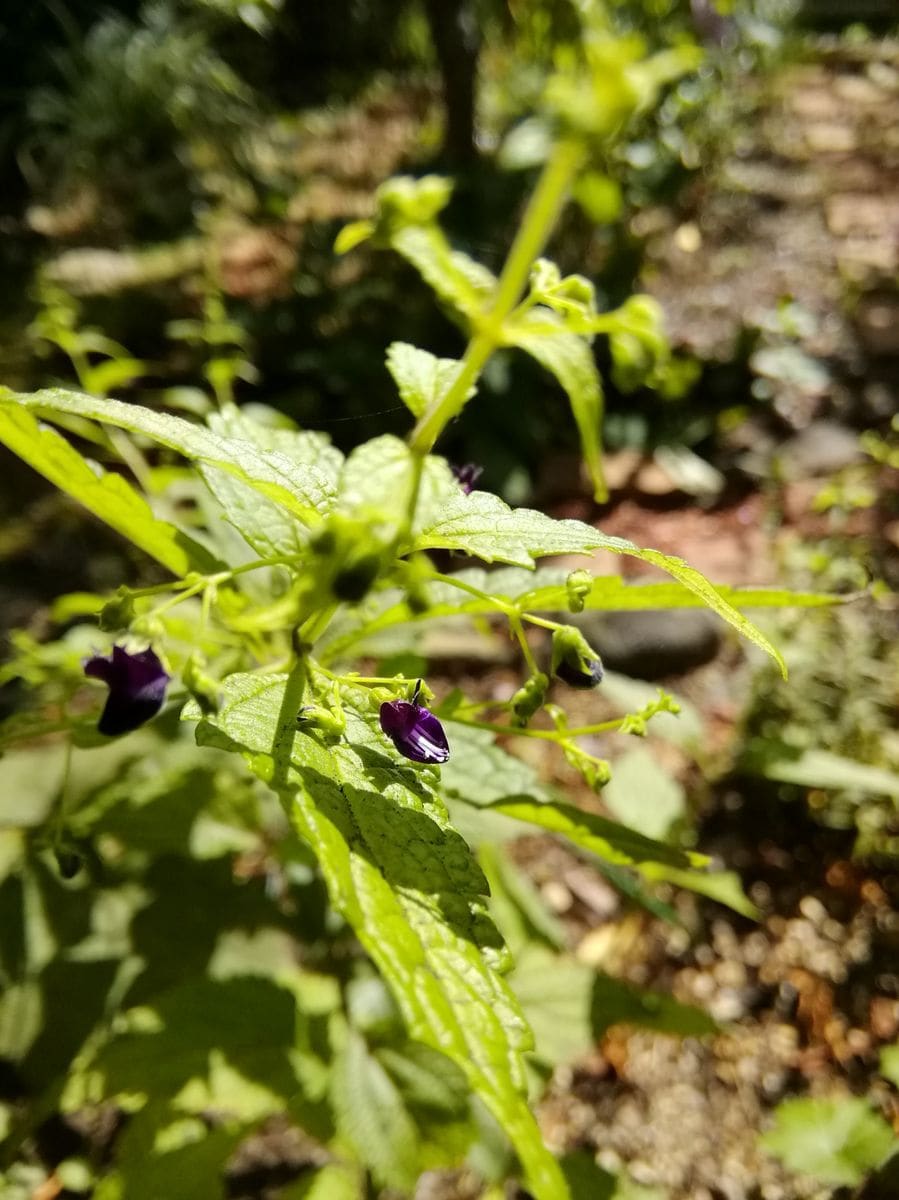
407 136 584 465
521 613 563 632
428 570 515 615
509 613 540 676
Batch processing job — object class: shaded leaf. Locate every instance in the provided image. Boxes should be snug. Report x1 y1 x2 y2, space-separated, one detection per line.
590 974 717 1039
331 1028 420 1191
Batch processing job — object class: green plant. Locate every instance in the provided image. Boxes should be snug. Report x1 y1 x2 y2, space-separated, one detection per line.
0 11 832 1198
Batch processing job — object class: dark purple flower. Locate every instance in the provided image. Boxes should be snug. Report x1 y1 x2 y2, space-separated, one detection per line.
379 700 450 764
554 656 604 689
451 463 483 495
84 645 170 736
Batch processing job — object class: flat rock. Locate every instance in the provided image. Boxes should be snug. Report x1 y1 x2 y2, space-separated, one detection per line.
575 609 722 680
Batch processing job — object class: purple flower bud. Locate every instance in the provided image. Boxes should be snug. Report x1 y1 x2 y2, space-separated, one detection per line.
379 700 450 764
83 645 170 736
554 656 604 689
451 463 483 495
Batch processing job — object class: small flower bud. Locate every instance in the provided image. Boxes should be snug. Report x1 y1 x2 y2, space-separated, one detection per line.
98 588 135 632
551 626 604 689
511 672 548 727
451 463 483 495
183 653 220 714
332 551 382 602
565 570 593 614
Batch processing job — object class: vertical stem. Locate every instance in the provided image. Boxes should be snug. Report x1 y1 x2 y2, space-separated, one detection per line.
409 137 584 457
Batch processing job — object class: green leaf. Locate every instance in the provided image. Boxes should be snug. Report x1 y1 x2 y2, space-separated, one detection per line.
0 388 334 528
413 492 614 568
201 409 341 557
760 1097 898 1187
880 1043 899 1087
441 723 554 809
319 568 836 665
70 976 311 1121
511 948 595 1068
281 1163 365 1200
507 313 607 502
746 746 899 800
187 672 568 1200
590 974 717 1039
513 573 840 617
411 501 789 674
602 748 685 842
91 1109 244 1200
486 797 701 871
376 1042 470 1116
386 342 474 420
640 865 760 920
331 1028 421 1191
390 225 496 321
0 404 216 575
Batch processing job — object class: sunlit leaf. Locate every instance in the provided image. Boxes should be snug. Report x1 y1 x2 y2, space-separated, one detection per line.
0 403 217 575
760 1097 897 1187
0 388 335 528
486 797 702 871
507 313 607 501
186 672 568 1200
386 342 473 421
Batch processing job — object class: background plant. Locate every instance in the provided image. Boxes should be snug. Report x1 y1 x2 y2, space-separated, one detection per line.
0 5 853 1199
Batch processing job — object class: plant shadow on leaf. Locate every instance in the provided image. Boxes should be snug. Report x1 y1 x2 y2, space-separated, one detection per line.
89 976 305 1105
125 855 321 1006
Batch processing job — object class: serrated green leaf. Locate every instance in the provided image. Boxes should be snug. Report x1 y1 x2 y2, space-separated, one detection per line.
389 225 496 320
0 388 333 528
441 723 554 808
513 573 841 617
187 672 568 1200
376 1042 470 1115
331 1028 420 1191
318 568 836 664
486 797 699 871
413 492 612 568
386 342 474 420
201 409 341 557
338 435 460 535
0 404 217 575
760 1097 898 1187
411 495 789 674
507 314 607 502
